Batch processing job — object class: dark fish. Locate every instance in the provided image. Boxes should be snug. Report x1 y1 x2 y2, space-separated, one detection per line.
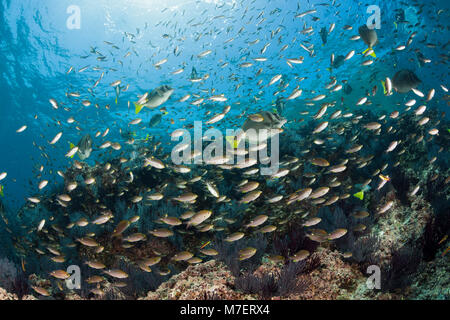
190 67 198 79
332 55 345 69
394 9 406 23
358 25 378 48
344 84 352 94
392 69 421 93
77 134 92 160
415 51 426 67
149 113 163 127
319 27 327 45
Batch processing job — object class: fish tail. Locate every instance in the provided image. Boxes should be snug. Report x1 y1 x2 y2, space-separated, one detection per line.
225 135 241 149
362 47 376 58
353 190 364 200
381 80 387 95
69 142 76 158
134 102 144 114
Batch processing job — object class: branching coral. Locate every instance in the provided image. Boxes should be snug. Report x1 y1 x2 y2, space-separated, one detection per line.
272 223 318 260
234 259 316 299
215 234 268 277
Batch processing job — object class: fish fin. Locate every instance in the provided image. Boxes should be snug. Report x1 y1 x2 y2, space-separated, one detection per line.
225 136 240 149
381 80 387 95
362 47 376 58
353 191 364 200
134 102 144 114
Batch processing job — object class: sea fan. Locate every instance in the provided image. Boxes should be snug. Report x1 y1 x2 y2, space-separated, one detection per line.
0 257 18 292
234 260 314 299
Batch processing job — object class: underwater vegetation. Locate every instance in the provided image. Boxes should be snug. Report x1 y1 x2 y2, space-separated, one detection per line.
0 0 449 301
234 259 317 299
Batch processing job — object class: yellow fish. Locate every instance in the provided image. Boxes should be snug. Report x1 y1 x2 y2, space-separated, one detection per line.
200 241 211 249
438 235 448 245
0 184 4 197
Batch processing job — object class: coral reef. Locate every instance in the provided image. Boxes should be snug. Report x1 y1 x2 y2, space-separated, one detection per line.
142 260 242 300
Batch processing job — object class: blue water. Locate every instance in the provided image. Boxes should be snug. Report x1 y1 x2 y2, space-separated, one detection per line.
0 0 449 298
1 0 448 209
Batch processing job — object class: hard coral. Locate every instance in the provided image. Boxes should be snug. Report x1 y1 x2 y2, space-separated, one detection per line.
142 260 244 300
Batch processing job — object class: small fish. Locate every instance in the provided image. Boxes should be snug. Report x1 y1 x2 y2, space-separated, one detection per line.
104 269 129 279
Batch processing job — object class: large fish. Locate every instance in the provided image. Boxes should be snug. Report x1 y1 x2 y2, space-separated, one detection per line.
230 111 287 145
358 25 378 57
134 85 174 114
70 134 92 160
392 69 421 93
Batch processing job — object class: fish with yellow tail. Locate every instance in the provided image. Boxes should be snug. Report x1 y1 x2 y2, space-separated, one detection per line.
358 25 378 58
134 85 174 114
68 134 93 160
353 184 371 200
